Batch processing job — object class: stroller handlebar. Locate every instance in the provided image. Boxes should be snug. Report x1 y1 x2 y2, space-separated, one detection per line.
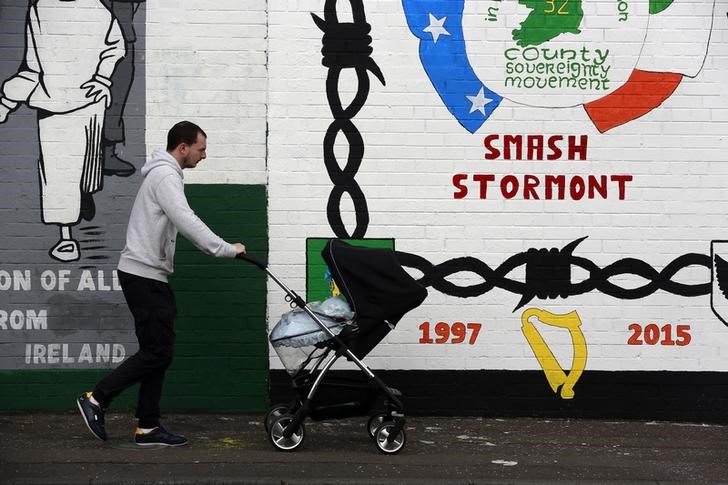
235 252 266 270
236 252 307 308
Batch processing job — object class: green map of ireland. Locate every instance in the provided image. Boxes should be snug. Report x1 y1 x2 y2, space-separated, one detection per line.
512 0 585 47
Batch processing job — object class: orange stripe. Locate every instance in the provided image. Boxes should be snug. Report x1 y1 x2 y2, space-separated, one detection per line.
584 69 683 133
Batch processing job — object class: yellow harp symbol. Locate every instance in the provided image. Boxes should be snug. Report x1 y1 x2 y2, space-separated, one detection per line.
521 308 587 399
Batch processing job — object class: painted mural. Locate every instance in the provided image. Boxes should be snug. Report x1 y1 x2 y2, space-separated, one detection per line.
1 0 726 417
402 0 714 132
290 0 728 411
0 0 145 368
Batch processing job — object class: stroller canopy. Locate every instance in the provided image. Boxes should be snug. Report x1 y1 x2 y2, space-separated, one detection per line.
322 239 428 326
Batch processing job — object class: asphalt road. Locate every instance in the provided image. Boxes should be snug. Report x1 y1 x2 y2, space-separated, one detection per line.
1 412 727 484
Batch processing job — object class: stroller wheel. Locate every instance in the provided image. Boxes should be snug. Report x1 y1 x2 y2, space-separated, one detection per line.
367 413 387 440
264 404 289 433
269 414 305 451
374 423 406 454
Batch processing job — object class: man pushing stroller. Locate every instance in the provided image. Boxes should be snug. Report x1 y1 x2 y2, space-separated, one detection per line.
77 121 246 446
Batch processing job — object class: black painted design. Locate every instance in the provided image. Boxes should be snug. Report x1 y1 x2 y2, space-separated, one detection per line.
715 254 728 300
313 0 384 239
396 237 711 310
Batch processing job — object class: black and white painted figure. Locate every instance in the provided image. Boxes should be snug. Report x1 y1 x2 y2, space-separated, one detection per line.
100 0 145 177
0 0 125 262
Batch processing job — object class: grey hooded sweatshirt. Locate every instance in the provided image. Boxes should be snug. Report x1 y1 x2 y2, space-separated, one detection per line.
118 149 237 282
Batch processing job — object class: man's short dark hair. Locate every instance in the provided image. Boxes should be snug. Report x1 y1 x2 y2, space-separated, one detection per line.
167 121 206 151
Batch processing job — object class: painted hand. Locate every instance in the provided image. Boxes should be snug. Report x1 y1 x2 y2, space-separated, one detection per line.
81 78 112 108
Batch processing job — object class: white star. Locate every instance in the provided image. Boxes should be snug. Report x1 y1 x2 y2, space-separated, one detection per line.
423 13 450 43
466 87 495 115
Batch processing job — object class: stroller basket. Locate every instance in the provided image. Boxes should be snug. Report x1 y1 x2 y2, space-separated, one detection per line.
269 317 354 348
269 299 358 375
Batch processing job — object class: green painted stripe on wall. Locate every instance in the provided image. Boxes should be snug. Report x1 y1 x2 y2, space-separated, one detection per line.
0 185 268 412
167 184 269 412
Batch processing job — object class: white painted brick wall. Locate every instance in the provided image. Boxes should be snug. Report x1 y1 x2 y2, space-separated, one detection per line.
267 1 728 372
146 0 267 185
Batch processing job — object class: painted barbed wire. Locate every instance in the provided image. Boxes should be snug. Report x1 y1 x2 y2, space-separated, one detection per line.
396 237 711 311
310 2 712 310
313 0 385 239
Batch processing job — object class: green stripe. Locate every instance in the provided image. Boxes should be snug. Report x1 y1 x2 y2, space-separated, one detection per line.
650 0 673 14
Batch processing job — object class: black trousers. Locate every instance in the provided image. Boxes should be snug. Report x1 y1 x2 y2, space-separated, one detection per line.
93 270 176 428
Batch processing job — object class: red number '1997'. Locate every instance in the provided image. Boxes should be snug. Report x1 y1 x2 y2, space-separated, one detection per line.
419 322 482 345
627 323 691 346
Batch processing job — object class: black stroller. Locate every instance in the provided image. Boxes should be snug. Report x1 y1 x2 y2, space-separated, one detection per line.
239 239 427 453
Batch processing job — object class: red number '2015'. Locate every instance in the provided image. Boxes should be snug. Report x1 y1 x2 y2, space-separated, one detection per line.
627 324 691 346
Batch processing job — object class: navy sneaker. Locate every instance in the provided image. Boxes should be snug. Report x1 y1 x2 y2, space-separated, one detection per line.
76 392 107 441
134 426 188 447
